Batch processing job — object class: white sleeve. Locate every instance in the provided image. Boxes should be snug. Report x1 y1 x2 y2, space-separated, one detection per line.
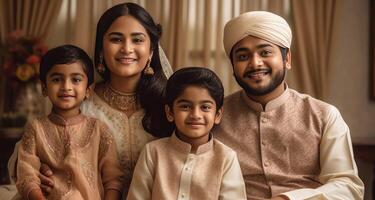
282 106 364 200
219 151 247 200
8 141 21 183
126 144 155 200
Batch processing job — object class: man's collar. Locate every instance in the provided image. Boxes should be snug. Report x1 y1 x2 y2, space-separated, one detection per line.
241 83 290 112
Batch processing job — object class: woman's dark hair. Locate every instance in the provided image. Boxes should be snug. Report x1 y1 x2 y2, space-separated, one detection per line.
94 3 170 137
165 67 224 110
39 44 94 86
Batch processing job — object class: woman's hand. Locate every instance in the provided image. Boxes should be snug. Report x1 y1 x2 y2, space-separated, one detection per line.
38 163 54 195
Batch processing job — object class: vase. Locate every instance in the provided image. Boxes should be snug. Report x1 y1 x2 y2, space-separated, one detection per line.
14 83 45 122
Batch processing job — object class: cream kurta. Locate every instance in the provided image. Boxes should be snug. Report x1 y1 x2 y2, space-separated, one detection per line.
127 133 247 200
213 88 364 200
81 93 155 192
16 113 124 200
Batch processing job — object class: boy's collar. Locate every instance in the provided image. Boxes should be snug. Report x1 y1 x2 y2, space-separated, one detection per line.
169 132 213 155
48 110 85 126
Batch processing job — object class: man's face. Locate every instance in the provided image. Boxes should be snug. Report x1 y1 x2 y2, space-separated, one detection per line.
231 36 291 96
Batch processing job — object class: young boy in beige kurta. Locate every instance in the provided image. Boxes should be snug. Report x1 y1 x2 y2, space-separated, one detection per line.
16 45 124 200
127 67 246 200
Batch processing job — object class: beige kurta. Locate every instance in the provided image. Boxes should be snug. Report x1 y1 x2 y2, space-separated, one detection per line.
127 133 247 200
16 113 124 200
81 93 155 192
8 91 155 197
213 88 364 200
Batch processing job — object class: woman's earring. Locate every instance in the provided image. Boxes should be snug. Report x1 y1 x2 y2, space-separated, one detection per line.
143 59 154 76
42 87 47 97
97 54 105 74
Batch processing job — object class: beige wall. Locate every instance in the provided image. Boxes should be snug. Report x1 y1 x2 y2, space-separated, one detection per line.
327 0 375 138
327 0 375 199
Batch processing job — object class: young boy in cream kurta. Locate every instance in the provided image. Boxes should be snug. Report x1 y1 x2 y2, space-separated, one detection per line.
127 67 246 200
16 45 124 200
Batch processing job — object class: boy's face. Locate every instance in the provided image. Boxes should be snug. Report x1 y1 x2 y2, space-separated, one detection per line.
42 62 90 118
165 86 222 147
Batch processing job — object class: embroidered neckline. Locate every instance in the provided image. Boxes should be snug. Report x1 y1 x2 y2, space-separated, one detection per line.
48 111 85 126
98 82 141 115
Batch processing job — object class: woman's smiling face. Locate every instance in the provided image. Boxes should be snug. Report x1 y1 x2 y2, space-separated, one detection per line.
102 15 152 80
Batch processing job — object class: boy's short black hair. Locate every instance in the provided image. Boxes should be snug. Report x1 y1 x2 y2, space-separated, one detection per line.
165 67 224 110
39 44 94 86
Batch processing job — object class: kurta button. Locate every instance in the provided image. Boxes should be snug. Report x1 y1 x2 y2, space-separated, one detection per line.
261 141 266 146
181 194 185 198
261 118 267 123
264 161 269 167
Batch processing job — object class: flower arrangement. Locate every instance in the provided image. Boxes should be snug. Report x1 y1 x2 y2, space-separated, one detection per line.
0 30 48 84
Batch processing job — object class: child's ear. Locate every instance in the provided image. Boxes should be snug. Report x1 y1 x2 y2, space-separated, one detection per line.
41 83 47 97
214 107 223 124
85 84 94 99
164 105 174 122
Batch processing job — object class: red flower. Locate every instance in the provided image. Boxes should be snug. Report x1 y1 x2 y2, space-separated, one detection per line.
7 30 24 42
26 55 40 65
33 43 48 55
0 30 48 83
2 60 14 75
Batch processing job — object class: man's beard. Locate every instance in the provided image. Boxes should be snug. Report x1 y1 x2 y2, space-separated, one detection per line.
234 66 286 96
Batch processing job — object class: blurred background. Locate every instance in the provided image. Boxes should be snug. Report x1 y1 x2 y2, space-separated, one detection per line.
0 0 374 199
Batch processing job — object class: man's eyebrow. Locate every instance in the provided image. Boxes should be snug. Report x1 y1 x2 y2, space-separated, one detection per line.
234 43 273 54
256 43 273 49
234 47 250 54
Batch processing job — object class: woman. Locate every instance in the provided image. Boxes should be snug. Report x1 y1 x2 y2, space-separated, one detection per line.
6 2 173 198
83 2 173 193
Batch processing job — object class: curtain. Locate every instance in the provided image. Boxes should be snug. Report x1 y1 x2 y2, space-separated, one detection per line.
0 1 4 112
0 0 341 114
149 0 290 95
0 0 62 114
61 0 289 95
18 0 337 98
289 0 338 99
63 0 110 54
0 0 62 40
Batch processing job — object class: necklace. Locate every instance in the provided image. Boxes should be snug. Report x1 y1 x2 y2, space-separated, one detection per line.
100 83 141 115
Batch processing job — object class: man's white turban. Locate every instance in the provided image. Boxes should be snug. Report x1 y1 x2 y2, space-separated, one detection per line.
223 11 292 56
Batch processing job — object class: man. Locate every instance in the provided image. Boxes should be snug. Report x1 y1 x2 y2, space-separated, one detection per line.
214 11 364 200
